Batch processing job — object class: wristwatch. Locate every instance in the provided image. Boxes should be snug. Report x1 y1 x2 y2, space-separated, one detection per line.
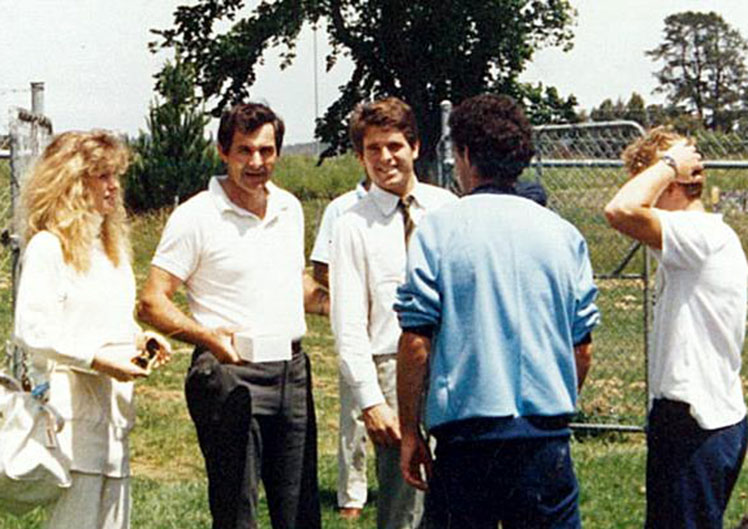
660 154 678 177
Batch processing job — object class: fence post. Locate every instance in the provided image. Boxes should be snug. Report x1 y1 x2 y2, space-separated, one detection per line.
437 100 454 190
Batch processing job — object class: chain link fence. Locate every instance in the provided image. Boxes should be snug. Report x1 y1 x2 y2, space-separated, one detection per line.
532 121 649 431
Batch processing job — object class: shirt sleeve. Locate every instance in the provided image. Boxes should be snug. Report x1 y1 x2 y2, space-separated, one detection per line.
310 200 339 265
151 205 201 281
655 209 722 270
13 233 99 369
330 217 384 410
395 217 442 330
572 235 600 344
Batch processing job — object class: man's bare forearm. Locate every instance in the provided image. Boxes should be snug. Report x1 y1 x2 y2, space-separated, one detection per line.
138 292 219 350
574 342 593 392
397 331 431 436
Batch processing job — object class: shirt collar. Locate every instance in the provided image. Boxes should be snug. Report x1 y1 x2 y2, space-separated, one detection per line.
209 176 287 221
369 179 424 217
355 180 368 200
469 182 517 196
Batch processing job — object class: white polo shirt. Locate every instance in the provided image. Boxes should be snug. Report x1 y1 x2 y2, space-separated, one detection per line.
152 176 306 341
330 181 457 410
651 209 747 429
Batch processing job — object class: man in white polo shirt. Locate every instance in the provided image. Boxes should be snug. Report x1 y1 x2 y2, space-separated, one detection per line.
330 97 456 528
138 103 321 529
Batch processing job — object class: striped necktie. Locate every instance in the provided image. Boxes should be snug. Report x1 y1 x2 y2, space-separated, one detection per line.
399 195 415 244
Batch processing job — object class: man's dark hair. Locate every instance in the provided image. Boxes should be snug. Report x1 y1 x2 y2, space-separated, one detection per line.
218 103 285 154
349 97 419 155
449 94 534 183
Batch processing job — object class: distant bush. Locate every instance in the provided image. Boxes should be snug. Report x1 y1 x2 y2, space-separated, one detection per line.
273 153 363 200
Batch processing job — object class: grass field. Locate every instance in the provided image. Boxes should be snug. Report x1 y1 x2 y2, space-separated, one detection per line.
2 155 748 527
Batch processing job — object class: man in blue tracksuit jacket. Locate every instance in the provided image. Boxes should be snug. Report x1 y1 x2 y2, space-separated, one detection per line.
394 94 600 529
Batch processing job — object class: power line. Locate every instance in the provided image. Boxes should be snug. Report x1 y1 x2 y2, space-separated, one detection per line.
0 88 31 94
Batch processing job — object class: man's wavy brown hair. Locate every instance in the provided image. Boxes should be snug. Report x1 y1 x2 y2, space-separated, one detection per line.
349 97 419 155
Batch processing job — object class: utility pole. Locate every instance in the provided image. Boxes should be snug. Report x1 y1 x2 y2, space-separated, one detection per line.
31 82 44 115
313 24 320 156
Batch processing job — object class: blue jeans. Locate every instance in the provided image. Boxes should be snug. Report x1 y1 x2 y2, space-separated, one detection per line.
425 436 580 529
646 399 747 529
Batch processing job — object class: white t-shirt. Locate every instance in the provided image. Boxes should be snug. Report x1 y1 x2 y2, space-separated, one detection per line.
152 176 306 340
310 181 368 265
651 209 747 429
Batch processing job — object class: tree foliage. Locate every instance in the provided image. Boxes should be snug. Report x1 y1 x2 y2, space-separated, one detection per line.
589 93 648 126
125 61 222 212
647 11 748 131
150 0 578 174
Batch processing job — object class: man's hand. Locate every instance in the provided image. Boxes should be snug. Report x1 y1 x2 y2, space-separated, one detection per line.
303 269 330 316
362 402 401 447
662 140 704 184
400 431 431 491
210 327 242 364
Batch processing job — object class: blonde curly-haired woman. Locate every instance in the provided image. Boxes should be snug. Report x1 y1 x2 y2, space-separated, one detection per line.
13 131 169 529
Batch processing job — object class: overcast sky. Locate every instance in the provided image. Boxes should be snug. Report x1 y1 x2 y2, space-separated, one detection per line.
2 0 748 144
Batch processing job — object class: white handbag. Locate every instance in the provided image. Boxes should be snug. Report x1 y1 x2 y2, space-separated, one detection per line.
0 373 71 516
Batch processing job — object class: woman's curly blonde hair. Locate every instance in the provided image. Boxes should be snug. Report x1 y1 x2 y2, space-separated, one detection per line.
621 126 684 177
21 130 131 272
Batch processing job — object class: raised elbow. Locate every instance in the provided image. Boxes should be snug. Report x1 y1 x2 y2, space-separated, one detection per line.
603 201 632 231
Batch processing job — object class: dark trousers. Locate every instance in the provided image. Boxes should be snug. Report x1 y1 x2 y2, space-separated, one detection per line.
425 436 580 529
185 345 321 529
645 399 747 529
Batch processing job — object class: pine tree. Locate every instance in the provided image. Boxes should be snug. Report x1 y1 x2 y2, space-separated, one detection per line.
125 61 221 212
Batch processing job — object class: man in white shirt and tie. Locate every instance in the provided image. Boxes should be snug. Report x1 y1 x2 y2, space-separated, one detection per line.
330 97 456 528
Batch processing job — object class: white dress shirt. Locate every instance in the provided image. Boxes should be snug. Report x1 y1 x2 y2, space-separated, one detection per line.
330 181 456 410
310 181 368 265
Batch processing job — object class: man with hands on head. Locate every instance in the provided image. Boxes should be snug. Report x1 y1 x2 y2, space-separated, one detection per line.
605 127 747 529
138 102 321 529
395 94 599 529
330 97 456 528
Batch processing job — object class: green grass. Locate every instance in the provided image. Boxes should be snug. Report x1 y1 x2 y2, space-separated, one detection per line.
3 157 748 528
